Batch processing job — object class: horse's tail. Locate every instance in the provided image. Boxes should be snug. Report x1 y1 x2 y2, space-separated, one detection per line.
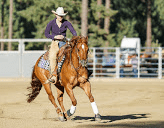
27 67 42 103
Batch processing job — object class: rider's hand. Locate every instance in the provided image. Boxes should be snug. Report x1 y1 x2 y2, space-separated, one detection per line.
54 35 64 40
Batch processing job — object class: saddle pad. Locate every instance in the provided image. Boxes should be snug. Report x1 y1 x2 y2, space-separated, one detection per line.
38 55 50 71
58 55 66 73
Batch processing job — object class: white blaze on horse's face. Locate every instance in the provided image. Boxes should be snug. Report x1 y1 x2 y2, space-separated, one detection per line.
82 44 85 49
80 43 88 58
76 38 88 62
77 43 88 67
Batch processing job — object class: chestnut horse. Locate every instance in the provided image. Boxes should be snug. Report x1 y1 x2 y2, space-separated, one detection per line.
27 36 101 121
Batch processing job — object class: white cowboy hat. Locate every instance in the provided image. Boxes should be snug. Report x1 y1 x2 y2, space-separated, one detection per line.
51 7 68 16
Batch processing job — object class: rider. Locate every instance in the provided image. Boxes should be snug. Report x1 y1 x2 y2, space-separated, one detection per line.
45 7 77 83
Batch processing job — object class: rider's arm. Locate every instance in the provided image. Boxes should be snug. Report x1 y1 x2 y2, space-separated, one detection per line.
45 21 54 40
67 22 77 36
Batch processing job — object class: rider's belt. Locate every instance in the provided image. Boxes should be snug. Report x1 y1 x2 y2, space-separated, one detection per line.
54 37 67 42
54 39 64 41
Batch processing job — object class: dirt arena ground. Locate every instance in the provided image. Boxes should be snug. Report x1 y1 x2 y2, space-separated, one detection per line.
0 78 164 128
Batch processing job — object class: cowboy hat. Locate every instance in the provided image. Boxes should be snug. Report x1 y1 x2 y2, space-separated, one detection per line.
51 7 68 16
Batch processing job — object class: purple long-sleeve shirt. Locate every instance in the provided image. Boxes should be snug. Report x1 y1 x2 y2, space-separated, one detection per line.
45 18 77 40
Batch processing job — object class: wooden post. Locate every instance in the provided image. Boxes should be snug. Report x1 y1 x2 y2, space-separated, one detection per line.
97 0 102 29
1 0 4 51
8 0 13 51
81 0 88 37
104 0 110 56
146 0 152 52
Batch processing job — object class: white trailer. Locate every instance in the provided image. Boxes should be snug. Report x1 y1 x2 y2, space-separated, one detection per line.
120 36 141 65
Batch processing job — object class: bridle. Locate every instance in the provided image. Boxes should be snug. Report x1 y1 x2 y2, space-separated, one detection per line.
75 42 88 67
69 37 89 81
70 40 88 71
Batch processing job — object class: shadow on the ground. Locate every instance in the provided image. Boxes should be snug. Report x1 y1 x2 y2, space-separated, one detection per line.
72 114 149 123
77 121 164 128
73 114 164 127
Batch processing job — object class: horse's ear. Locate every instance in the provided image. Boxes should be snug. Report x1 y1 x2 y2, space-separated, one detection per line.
85 36 88 44
71 36 78 41
70 36 79 47
86 36 88 41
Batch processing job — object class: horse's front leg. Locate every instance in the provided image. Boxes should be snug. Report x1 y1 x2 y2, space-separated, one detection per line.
42 83 64 121
56 85 69 121
65 84 77 117
79 81 101 121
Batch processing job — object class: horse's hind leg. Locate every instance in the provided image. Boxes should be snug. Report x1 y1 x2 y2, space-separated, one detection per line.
56 85 69 120
79 81 101 121
42 83 64 121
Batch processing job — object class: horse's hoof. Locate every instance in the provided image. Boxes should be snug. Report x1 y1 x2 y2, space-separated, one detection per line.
95 114 101 121
58 116 65 122
67 109 73 117
63 112 70 121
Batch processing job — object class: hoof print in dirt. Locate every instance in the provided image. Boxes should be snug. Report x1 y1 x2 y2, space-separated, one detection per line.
58 116 65 122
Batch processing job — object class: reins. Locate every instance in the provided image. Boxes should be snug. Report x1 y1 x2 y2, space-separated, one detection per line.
69 40 88 80
70 48 80 72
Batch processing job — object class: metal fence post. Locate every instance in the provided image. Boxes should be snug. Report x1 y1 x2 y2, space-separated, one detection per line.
116 47 120 78
18 39 25 77
158 47 162 79
138 46 140 78
93 48 96 78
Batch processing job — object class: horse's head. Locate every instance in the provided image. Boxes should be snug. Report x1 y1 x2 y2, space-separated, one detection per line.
71 36 89 67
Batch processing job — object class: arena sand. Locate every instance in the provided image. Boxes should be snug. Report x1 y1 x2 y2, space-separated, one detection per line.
0 78 164 128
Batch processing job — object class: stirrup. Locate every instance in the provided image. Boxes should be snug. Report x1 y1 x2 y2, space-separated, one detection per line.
48 76 56 83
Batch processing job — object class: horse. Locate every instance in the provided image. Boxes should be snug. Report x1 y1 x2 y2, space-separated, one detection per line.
27 36 101 122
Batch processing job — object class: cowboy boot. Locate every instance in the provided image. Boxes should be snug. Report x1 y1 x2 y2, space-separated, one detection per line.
49 67 57 83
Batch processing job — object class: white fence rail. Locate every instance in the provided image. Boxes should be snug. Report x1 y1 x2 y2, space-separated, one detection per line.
0 39 163 79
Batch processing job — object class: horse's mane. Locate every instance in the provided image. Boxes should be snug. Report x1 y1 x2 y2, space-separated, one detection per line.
61 36 88 58
70 36 87 48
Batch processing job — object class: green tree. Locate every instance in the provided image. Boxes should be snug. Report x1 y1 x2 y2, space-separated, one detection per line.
1 0 164 50
115 18 139 46
111 0 146 46
18 0 81 49
0 0 34 50
154 0 164 46
88 0 117 47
